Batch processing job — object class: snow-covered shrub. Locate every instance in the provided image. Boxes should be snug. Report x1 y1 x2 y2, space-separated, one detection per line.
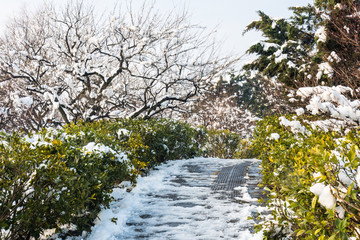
0 130 130 240
110 118 201 165
0 118 204 239
251 115 360 239
60 120 148 181
61 118 203 172
296 85 360 124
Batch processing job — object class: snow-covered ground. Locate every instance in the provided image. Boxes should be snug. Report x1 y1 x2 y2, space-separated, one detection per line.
68 158 266 240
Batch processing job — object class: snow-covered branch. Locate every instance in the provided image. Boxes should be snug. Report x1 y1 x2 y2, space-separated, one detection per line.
296 86 360 124
0 1 236 131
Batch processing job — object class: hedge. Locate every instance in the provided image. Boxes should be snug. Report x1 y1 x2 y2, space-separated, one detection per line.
0 118 246 239
251 115 360 239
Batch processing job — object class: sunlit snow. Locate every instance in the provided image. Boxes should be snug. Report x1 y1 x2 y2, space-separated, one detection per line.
81 158 265 240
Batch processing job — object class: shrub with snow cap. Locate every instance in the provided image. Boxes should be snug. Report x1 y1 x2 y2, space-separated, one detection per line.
251 114 360 239
297 86 360 124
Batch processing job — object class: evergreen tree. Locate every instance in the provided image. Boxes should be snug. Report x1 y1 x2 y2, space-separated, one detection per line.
243 5 321 88
244 0 360 92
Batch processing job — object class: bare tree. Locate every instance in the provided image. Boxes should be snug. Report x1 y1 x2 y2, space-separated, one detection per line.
0 1 236 132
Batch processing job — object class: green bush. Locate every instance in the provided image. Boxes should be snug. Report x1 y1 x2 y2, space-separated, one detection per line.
61 119 148 181
234 138 253 159
251 115 360 239
203 129 242 158
115 118 200 165
63 118 201 166
0 131 129 239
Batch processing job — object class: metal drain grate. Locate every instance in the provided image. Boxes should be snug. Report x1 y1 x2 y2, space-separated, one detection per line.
211 162 251 199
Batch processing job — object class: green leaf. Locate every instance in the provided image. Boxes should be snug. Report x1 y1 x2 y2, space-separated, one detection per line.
328 234 337 240
111 217 118 224
314 228 322 235
311 195 318 209
296 229 306 236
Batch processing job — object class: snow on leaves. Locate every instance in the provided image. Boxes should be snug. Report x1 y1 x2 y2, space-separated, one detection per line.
297 86 360 123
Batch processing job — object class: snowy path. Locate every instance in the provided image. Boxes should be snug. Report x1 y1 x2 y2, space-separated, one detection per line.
87 158 266 240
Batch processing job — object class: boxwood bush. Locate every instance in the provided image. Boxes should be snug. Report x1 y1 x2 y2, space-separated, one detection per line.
251 115 360 239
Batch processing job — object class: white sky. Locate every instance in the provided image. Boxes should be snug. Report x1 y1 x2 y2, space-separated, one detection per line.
0 0 312 66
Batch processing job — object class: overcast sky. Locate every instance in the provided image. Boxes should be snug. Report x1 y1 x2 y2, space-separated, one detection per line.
0 0 312 66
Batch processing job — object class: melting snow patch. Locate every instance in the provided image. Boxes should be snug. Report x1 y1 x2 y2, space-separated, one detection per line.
296 86 360 123
269 133 280 140
82 142 128 162
316 62 333 80
335 206 345 219
15 96 33 108
310 183 336 209
234 186 258 203
262 42 278 51
305 119 353 132
117 129 130 137
315 26 327 43
328 51 341 63
279 116 309 135
356 167 360 188
0 140 8 147
295 108 305 116
23 134 51 149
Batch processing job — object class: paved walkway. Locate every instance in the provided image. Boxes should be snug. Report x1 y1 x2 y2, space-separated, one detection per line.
88 158 266 240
